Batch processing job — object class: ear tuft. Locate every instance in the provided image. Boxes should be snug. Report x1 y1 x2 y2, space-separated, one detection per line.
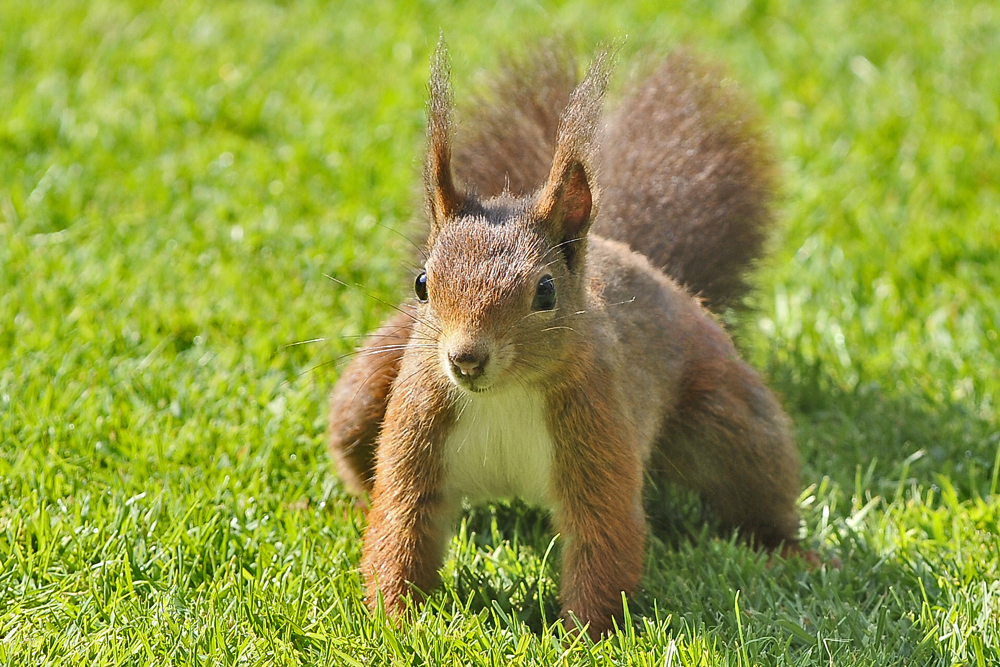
533 47 615 255
425 35 464 232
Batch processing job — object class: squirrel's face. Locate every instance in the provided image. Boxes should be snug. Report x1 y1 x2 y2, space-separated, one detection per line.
413 39 607 394
416 203 583 394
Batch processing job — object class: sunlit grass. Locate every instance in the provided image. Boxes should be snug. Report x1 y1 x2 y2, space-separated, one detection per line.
1 0 998 663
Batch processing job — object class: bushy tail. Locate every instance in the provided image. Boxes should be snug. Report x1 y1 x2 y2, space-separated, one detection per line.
452 47 777 310
595 53 776 309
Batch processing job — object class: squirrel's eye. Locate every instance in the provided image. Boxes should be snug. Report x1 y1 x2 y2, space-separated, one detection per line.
415 271 428 302
532 274 556 311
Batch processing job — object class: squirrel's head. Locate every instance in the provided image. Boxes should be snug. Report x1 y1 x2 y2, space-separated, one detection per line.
411 38 611 395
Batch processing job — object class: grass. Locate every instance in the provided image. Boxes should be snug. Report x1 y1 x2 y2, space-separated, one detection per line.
1 0 998 664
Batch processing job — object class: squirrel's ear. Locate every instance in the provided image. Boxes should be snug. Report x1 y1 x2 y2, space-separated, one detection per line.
534 157 593 244
425 36 465 237
533 48 613 264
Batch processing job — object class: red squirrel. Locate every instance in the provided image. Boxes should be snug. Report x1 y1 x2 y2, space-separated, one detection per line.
327 39 801 638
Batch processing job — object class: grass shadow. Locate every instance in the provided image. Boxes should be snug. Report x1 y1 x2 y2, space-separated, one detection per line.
440 351 998 656
769 351 1000 501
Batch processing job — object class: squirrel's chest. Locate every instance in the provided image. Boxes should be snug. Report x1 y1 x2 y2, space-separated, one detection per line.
442 387 556 509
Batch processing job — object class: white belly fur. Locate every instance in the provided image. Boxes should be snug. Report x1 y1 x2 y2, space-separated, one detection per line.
443 386 556 509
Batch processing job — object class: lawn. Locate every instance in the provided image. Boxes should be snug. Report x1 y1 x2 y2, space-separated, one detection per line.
1 0 998 664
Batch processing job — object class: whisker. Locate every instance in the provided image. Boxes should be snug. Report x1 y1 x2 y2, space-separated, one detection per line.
286 341 436 386
323 274 443 336
284 327 423 346
501 300 575 337
508 365 532 393
512 358 548 375
285 357 341 385
539 326 581 335
454 394 474 454
350 344 436 359
499 308 545 339
314 330 435 350
541 236 584 263
281 337 331 349
507 344 555 371
386 357 440 399
515 352 558 368
345 354 409 414
375 220 428 262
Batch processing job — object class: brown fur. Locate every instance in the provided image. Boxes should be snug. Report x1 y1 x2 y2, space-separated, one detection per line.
330 38 800 639
360 347 458 612
545 351 646 635
654 309 800 547
425 41 466 228
326 311 413 495
595 52 776 309
451 47 776 310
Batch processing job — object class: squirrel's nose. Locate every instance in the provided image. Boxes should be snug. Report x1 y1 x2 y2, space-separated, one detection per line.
449 351 488 378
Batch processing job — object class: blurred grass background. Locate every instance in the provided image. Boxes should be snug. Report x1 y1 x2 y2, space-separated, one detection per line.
1 0 998 664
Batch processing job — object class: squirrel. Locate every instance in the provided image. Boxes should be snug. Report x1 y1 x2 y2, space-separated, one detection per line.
326 39 801 639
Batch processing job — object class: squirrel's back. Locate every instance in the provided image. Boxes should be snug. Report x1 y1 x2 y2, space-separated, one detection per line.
452 47 776 310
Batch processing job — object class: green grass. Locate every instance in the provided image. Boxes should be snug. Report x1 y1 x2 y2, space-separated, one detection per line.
1 0 999 664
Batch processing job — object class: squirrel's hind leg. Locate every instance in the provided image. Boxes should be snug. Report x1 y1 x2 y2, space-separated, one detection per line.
327 311 413 496
656 343 802 549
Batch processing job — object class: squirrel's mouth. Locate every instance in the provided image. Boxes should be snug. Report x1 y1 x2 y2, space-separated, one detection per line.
447 373 494 394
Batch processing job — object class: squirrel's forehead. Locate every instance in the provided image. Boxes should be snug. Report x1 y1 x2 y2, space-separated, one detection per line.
427 217 547 272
